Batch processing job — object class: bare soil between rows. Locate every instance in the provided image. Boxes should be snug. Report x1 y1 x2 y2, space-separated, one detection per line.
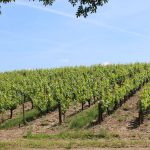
1 90 150 148
0 102 87 140
92 92 150 140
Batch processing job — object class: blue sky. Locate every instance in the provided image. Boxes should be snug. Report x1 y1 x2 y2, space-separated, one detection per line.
0 0 150 72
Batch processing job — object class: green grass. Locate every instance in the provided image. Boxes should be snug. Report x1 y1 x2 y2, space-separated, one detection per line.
24 129 119 140
68 105 98 129
0 109 40 129
122 104 130 111
1 138 150 150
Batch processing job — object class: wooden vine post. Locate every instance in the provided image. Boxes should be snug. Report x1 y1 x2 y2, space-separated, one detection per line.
88 100 91 107
98 100 103 123
22 94 26 125
58 101 62 125
139 101 144 124
31 100 34 109
10 108 13 119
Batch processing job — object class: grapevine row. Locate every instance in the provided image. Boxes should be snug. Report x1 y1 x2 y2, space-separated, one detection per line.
0 63 150 125
139 82 150 124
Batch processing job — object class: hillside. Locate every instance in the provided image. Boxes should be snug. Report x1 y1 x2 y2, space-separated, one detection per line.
0 63 150 149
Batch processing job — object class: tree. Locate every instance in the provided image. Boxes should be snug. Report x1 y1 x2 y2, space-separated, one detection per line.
0 0 108 17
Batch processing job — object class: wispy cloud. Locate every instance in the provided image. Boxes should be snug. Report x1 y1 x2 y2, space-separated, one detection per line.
15 1 76 19
15 1 147 38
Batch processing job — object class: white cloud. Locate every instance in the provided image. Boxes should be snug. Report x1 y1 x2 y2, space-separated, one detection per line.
102 62 111 66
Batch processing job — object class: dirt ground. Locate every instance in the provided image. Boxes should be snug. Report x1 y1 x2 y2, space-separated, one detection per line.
0 148 146 150
1 91 150 149
0 102 87 140
92 92 150 140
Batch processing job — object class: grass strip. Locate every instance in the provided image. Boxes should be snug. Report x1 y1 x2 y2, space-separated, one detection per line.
68 105 98 129
0 109 39 129
1 139 150 150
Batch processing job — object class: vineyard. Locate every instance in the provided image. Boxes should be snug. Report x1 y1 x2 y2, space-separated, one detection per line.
140 83 150 111
0 63 150 149
0 63 150 125
139 83 150 123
